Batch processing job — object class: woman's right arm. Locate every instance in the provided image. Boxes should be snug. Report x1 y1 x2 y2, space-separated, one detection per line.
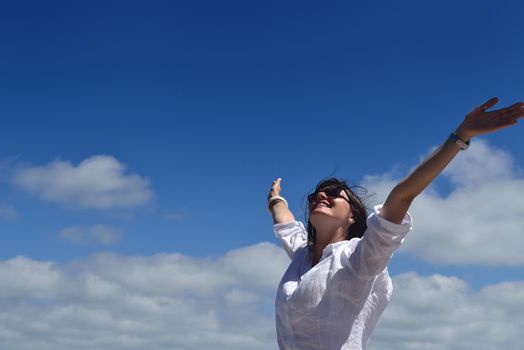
269 178 308 258
268 178 296 224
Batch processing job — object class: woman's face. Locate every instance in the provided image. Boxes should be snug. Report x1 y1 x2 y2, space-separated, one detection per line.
308 187 353 226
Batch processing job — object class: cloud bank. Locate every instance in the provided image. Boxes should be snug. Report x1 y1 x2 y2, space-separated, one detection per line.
13 155 153 209
0 245 522 350
370 272 524 350
0 243 288 350
363 139 524 266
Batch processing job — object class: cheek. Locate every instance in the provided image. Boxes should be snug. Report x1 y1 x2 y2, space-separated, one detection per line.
339 205 352 218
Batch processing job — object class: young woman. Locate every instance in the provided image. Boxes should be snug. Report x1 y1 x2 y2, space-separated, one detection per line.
267 97 524 350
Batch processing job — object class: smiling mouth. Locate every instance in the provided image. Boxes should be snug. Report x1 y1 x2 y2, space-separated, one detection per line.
313 201 331 209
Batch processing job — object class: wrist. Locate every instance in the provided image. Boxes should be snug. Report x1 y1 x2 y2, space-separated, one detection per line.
268 196 288 213
454 125 472 142
449 131 470 150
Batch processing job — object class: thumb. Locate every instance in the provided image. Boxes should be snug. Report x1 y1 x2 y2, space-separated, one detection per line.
478 97 499 111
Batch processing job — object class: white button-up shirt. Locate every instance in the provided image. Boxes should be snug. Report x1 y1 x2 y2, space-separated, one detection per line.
274 205 412 350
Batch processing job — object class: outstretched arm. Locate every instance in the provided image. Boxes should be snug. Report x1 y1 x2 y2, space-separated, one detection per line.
380 97 524 224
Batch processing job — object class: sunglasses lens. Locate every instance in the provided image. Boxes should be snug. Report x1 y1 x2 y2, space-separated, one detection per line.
308 187 344 202
325 188 341 197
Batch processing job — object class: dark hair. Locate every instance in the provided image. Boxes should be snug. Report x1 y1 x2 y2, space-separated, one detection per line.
305 177 368 248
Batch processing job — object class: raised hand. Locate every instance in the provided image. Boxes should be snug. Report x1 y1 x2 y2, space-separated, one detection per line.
268 178 282 200
267 178 295 223
457 97 524 140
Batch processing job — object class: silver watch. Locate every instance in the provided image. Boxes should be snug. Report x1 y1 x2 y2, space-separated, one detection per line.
449 132 470 150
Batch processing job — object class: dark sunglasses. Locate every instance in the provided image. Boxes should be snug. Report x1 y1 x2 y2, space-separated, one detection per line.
307 187 351 204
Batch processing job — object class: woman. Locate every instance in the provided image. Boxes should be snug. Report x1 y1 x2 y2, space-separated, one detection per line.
267 97 524 350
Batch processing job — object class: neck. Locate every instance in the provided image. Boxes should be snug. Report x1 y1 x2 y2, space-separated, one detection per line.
311 226 347 265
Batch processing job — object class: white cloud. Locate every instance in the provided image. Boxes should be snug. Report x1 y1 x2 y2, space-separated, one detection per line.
0 247 522 350
59 225 123 246
13 155 153 209
444 140 516 187
370 273 524 350
363 139 524 266
0 243 289 350
0 256 61 299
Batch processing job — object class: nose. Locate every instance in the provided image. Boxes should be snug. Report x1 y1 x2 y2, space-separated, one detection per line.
316 191 328 201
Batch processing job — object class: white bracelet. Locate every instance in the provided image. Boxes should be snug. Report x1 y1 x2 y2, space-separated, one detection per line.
268 196 288 212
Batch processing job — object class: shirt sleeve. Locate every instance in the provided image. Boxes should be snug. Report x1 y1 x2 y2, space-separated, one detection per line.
273 221 308 259
343 204 413 280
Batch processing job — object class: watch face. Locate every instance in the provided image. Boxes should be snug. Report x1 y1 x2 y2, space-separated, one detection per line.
450 133 469 150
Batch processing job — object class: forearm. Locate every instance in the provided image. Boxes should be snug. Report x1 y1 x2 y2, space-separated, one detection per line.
382 129 466 224
271 202 296 224
395 132 463 200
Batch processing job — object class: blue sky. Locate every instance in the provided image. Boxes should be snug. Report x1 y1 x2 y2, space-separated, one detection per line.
1 1 524 349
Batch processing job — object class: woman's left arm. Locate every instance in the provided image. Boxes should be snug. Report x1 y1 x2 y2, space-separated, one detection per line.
380 97 524 224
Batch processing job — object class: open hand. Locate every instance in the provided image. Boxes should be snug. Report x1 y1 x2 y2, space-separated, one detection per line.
457 97 524 140
268 178 282 200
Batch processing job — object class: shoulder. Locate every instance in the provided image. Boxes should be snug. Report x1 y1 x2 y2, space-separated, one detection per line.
335 238 360 258
367 204 413 235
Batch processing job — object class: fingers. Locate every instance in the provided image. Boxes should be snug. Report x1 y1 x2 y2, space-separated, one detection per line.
502 108 524 121
499 102 524 118
268 178 282 198
508 102 524 109
501 102 524 112
494 103 524 131
273 178 281 192
495 116 519 130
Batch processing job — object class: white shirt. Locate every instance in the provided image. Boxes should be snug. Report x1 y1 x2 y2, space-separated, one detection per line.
274 205 412 350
